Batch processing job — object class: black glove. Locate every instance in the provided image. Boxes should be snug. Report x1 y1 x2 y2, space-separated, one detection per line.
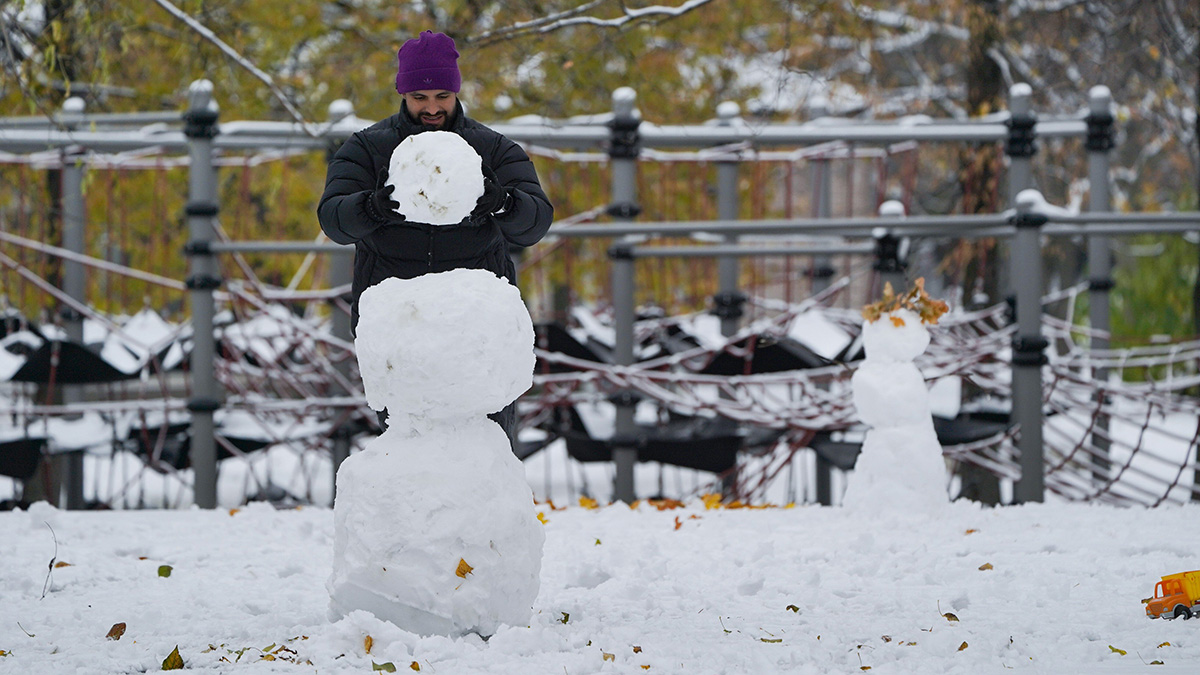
472 165 511 220
365 166 404 225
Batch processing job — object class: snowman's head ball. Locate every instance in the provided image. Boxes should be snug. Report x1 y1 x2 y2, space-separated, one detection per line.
386 131 484 225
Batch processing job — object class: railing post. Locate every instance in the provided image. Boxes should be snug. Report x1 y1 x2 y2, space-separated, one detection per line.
1085 85 1115 484
714 101 746 338
1010 190 1047 504
873 200 908 293
1006 83 1045 504
59 96 87 510
326 99 356 500
608 87 641 504
808 97 835 293
183 80 222 509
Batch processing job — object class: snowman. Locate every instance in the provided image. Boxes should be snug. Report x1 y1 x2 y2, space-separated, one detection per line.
841 279 950 513
327 131 544 638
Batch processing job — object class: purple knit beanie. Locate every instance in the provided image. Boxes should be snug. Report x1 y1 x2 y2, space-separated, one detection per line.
395 30 461 94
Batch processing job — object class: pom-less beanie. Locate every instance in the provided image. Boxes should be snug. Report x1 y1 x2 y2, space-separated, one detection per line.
395 30 461 94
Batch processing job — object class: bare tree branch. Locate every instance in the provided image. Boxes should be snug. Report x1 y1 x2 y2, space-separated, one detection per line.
149 0 319 135
468 0 716 46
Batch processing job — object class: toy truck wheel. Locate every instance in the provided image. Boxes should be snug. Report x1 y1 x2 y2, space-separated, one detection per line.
1173 605 1192 620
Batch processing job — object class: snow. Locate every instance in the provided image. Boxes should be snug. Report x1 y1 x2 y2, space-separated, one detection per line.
331 269 543 638
2 500 1199 673
843 309 950 514
386 131 484 225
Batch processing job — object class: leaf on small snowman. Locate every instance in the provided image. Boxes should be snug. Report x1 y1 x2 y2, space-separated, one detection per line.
456 558 474 578
106 623 126 640
162 645 184 670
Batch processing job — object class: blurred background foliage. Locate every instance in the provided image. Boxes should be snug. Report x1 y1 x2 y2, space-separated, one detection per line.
0 0 1197 340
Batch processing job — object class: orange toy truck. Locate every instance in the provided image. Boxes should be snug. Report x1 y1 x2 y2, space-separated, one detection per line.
1145 570 1200 620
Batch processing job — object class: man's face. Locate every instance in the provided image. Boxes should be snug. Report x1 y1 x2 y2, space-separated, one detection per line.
402 90 457 129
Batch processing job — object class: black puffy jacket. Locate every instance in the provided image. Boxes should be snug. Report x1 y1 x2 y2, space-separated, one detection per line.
317 101 554 328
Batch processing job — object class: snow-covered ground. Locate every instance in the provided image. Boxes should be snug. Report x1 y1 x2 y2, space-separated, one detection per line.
2 498 1198 674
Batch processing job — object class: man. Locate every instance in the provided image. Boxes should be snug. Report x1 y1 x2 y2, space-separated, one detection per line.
318 30 554 448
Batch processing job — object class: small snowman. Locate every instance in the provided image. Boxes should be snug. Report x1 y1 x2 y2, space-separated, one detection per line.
842 278 951 513
327 268 545 637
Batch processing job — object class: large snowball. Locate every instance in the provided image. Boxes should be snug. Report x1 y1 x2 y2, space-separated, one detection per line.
386 131 484 225
328 417 545 637
355 269 535 419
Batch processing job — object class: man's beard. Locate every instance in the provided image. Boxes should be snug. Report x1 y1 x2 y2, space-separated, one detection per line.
418 111 451 131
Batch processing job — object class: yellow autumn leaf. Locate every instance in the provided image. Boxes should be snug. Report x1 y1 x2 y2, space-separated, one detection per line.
1157 642 1171 648
602 652 615 662
632 646 642 653
701 493 723 510
641 667 650 671
579 496 599 510
536 512 548 525
965 529 979 535
1150 660 1164 665
456 558 474 578
229 508 240 516
106 623 126 640
0 650 8 657
162 645 184 670
978 563 993 571
364 635 373 654
761 638 782 643
958 641 969 651
410 661 421 671
889 315 906 327
1108 645 1127 656
53 561 72 568
371 662 396 673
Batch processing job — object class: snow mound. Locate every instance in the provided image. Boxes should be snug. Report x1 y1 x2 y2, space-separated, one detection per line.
328 418 544 637
386 131 484 225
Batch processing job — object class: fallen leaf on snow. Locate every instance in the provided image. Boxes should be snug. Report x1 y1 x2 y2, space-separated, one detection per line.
157 565 173 578
958 641 968 651
162 645 184 670
106 623 126 640
943 613 959 622
602 652 615 662
1108 645 1126 656
371 662 396 672
978 563 994 571
456 559 474 578
1158 642 1171 648
632 646 642 653
536 512 548 525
